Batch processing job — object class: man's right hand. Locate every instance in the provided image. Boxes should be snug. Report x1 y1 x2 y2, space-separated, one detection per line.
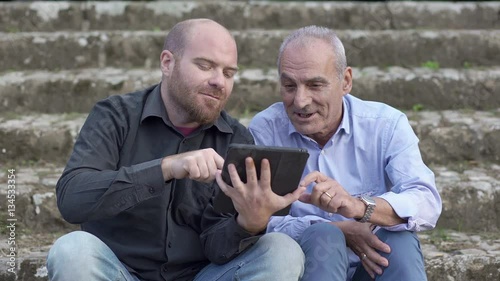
335 221 390 279
161 148 224 182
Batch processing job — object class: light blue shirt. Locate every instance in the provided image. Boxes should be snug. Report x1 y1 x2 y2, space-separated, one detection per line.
249 94 442 271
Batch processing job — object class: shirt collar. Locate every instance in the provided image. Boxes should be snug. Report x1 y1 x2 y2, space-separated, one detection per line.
287 96 351 139
140 83 233 134
141 84 170 125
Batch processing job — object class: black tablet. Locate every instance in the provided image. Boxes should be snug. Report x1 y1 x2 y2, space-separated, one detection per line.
213 144 309 216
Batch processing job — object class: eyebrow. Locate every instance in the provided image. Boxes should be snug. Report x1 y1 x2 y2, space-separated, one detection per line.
280 73 328 84
193 57 239 72
307 77 329 84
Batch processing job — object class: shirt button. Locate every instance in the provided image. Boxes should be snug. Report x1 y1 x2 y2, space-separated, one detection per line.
168 241 172 248
328 213 333 217
321 150 325 155
149 187 155 194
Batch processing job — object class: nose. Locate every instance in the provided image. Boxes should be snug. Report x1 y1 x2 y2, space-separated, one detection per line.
293 86 311 109
208 69 225 90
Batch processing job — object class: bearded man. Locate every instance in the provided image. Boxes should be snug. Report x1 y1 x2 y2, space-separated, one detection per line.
46 19 305 281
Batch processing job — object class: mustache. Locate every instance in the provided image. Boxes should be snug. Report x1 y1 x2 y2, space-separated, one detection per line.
199 88 224 98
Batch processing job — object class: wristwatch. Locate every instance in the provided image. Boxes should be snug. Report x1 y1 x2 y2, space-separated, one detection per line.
356 196 376 223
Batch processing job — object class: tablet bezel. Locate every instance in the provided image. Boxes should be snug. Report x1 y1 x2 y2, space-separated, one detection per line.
213 143 309 216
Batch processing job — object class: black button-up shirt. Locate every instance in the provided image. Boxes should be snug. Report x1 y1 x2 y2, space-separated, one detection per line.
56 84 259 281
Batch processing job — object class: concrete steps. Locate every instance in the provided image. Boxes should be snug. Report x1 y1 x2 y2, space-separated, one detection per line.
0 163 499 281
2 30 499 70
1 109 499 165
1 1 499 32
1 67 499 115
1 1 499 280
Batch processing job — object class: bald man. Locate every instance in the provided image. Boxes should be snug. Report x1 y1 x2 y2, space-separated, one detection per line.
47 19 305 281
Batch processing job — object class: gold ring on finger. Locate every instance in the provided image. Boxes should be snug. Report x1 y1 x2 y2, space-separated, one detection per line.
322 191 333 199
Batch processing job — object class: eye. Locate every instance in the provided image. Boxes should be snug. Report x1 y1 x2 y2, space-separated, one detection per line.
223 70 236 79
282 84 296 91
197 63 211 71
309 83 323 89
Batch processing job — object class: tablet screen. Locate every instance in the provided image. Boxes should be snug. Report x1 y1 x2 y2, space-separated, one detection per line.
214 144 309 216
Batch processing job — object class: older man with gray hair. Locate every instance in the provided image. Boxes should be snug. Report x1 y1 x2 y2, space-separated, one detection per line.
249 25 442 281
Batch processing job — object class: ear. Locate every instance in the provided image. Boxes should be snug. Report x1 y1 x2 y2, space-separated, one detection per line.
160 50 175 77
341 67 353 96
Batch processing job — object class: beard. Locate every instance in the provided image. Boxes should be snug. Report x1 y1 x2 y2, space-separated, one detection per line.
167 64 227 125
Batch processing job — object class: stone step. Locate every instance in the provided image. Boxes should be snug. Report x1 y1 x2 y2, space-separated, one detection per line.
0 164 499 281
0 113 85 166
1 29 499 71
433 164 500 232
1 232 499 281
0 108 499 166
0 162 498 235
1 67 499 115
1 1 499 32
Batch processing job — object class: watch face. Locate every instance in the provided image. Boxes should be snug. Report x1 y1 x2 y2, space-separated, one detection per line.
362 196 376 205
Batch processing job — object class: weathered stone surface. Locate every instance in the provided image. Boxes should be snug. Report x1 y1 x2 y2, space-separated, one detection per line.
1 67 499 115
433 164 500 231
425 255 500 281
0 1 498 280
0 163 499 281
1 1 498 32
1 30 499 71
0 165 77 235
408 110 500 164
1 162 499 234
0 228 498 281
0 68 161 114
0 114 85 164
2 109 498 165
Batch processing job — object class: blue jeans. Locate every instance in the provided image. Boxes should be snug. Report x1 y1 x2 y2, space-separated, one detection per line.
46 231 304 281
298 223 427 281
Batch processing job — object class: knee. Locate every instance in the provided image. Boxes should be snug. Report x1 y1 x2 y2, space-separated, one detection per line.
259 232 305 265
256 232 305 278
300 223 346 251
47 231 104 267
377 230 423 264
299 223 347 266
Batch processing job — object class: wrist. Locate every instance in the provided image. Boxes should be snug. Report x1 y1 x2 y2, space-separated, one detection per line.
354 199 367 220
236 214 266 235
355 196 376 223
161 157 173 181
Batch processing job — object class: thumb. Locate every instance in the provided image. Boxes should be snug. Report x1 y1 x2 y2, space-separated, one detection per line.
214 153 225 169
298 193 312 203
282 185 307 204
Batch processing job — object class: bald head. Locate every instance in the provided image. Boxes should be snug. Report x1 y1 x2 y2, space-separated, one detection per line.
163 19 234 58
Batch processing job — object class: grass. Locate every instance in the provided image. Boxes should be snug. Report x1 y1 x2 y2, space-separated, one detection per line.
412 103 424 112
427 228 451 244
421 60 440 70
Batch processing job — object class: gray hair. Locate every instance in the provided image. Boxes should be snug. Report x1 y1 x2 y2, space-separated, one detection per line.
277 26 347 79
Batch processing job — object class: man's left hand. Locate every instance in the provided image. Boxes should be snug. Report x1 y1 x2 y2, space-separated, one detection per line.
215 157 306 234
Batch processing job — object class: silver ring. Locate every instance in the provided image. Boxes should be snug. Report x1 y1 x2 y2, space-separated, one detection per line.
322 191 333 199
361 253 367 260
